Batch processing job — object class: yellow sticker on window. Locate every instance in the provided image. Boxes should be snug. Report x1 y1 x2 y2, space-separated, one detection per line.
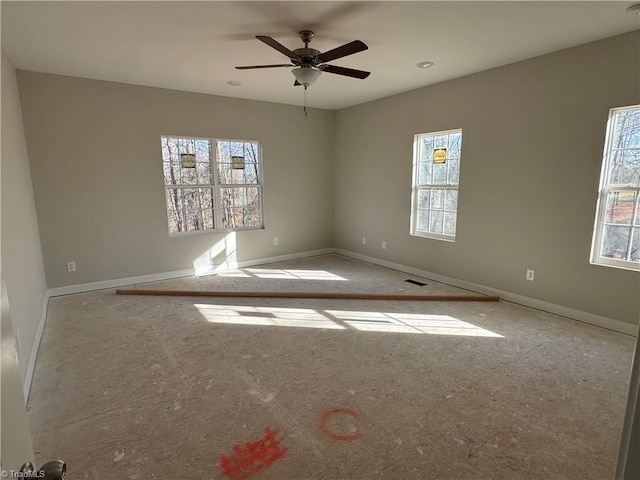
232 156 245 170
180 154 196 168
433 148 447 164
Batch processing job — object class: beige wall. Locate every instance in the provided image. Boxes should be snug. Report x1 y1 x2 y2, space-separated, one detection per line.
17 72 335 288
1 50 48 383
13 32 640 326
334 32 640 326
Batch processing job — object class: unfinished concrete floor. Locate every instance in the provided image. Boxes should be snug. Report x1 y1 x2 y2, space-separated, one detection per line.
28 254 635 479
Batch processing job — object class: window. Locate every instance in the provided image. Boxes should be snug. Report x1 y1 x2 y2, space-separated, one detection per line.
410 129 463 241
161 136 263 235
591 106 640 270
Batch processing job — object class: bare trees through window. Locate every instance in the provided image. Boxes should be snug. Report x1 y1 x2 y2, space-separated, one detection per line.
161 136 263 235
592 105 640 269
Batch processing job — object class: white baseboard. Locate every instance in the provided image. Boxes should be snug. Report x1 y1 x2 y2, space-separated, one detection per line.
48 269 196 296
48 248 335 296
23 290 50 403
334 249 639 337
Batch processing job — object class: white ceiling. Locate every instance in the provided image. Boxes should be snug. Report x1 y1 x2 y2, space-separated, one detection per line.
2 1 638 110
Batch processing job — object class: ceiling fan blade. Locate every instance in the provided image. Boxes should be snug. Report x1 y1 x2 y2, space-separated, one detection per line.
235 64 293 70
317 40 368 63
256 35 301 61
322 64 370 79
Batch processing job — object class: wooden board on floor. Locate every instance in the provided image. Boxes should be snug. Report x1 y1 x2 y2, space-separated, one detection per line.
115 289 500 301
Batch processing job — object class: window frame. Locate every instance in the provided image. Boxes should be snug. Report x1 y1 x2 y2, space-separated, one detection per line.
161 135 264 236
410 128 463 242
590 105 640 271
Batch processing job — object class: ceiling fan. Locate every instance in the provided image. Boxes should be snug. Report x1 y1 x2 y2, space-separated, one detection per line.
235 30 370 88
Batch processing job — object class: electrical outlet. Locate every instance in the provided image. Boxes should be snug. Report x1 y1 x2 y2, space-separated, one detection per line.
273 237 279 246
526 269 535 281
16 332 22 355
382 241 387 250
66 261 77 272
362 237 366 245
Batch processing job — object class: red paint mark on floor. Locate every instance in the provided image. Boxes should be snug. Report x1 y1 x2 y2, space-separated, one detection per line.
318 407 362 441
218 427 287 480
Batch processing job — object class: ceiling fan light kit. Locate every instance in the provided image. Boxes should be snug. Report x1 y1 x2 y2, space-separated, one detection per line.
236 30 370 116
291 66 321 86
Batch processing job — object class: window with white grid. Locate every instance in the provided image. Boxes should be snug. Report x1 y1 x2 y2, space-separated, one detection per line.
591 106 640 270
410 129 463 241
161 136 263 235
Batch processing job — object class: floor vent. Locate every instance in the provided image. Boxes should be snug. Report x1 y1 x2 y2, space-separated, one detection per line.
405 279 428 287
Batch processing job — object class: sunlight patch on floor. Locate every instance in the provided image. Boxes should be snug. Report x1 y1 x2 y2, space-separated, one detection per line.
325 310 503 337
195 304 502 337
195 304 345 329
245 269 348 281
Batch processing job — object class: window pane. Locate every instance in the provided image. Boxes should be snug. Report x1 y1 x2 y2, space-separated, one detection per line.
165 188 214 234
448 132 462 159
182 188 199 210
609 149 640 186
420 137 434 162
631 229 640 262
418 160 432 185
416 209 429 232
217 162 232 184
418 189 430 209
220 187 262 229
243 160 260 184
431 189 444 209
185 210 203 231
432 163 447 184
447 156 460 184
217 141 260 185
244 142 260 184
197 162 213 184
202 210 214 230
195 139 211 162
180 164 198 185
161 137 180 163
605 191 636 225
612 109 640 150
163 162 178 185
434 135 448 149
445 189 458 211
443 211 457 235
429 210 443 233
165 189 183 233
601 225 631 260
161 136 214 187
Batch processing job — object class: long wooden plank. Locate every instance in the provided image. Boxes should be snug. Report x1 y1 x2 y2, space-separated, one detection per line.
115 289 500 301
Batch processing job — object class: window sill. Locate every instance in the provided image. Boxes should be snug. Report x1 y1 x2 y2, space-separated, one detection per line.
169 226 265 238
590 258 640 272
410 232 456 242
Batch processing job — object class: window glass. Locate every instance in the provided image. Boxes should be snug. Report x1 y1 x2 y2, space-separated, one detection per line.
161 136 263 235
411 129 463 240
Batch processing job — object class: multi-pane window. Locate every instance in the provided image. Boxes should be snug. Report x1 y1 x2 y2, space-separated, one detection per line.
161 136 263 235
591 106 640 270
410 129 463 240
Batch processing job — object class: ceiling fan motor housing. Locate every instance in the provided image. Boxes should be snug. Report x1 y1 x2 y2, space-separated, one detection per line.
293 48 321 65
